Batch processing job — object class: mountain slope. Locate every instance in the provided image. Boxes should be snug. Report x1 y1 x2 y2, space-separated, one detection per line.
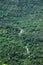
0 0 43 65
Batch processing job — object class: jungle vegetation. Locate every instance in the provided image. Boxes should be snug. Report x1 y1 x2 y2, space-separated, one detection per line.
0 0 43 65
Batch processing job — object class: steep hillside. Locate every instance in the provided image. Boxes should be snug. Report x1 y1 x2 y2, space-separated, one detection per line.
0 0 43 65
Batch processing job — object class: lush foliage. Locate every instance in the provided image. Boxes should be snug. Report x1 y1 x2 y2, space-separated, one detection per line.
0 0 43 65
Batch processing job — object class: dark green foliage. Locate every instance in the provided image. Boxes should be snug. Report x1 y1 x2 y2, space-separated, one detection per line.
0 0 43 65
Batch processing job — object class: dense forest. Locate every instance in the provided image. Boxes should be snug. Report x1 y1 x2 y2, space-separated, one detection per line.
0 0 43 65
